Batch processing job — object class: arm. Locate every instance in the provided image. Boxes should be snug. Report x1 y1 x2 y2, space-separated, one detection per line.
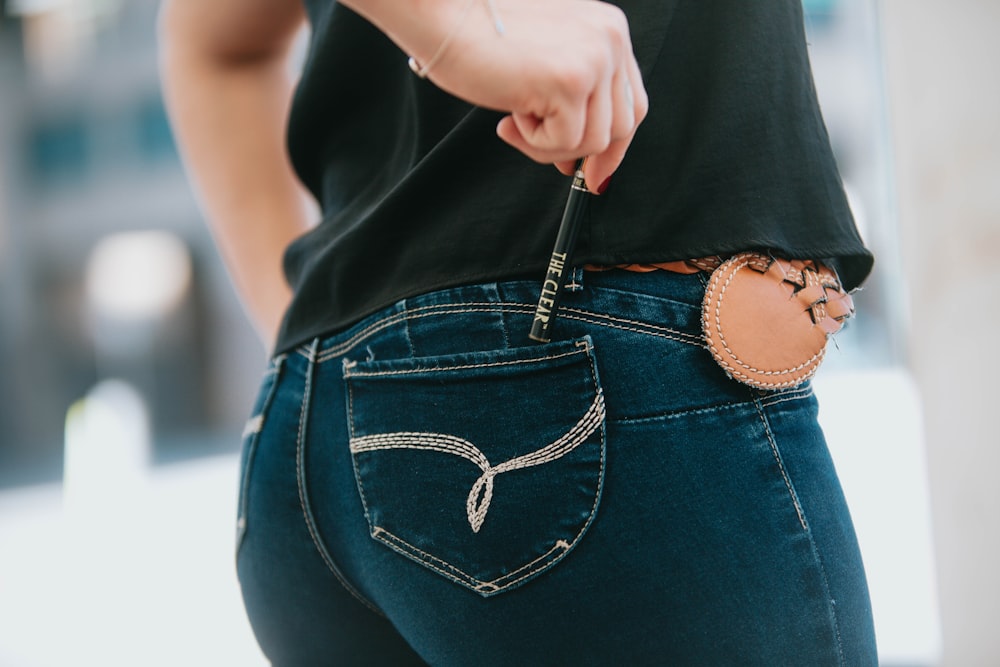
158 0 647 350
158 0 310 350
341 0 649 191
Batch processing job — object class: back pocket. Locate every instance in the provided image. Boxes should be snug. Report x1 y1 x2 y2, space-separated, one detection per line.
344 336 605 597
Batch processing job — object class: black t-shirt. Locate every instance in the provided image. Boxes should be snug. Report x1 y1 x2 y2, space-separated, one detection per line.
274 0 873 354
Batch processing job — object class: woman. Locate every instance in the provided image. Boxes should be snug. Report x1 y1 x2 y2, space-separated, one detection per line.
160 0 877 664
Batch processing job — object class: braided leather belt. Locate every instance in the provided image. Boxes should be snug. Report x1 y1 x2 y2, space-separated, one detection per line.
587 252 855 389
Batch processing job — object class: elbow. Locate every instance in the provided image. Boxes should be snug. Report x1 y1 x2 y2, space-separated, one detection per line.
156 0 304 68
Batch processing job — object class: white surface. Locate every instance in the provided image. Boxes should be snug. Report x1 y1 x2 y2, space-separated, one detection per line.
816 368 941 665
0 456 267 667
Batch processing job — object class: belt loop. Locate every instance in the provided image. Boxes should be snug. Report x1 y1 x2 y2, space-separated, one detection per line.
564 266 585 292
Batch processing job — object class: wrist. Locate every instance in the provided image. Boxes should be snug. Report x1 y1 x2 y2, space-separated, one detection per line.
340 0 499 76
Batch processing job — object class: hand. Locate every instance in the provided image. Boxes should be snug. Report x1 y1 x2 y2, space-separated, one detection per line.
345 0 649 193
436 0 648 192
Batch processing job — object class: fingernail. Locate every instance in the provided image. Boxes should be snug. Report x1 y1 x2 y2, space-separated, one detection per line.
597 176 612 195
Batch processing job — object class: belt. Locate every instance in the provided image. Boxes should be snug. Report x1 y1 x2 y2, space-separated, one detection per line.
587 253 855 389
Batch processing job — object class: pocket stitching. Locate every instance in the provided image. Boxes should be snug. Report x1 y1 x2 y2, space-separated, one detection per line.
343 345 589 378
345 339 607 597
370 525 572 595
309 301 701 364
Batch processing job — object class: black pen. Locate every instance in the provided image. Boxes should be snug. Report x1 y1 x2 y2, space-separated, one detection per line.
529 159 591 343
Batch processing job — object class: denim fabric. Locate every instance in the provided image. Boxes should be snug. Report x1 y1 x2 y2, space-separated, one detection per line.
236 269 877 666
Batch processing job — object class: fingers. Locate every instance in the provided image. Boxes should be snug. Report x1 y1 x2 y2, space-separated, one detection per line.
608 69 635 149
497 69 644 167
583 48 648 192
495 11 649 191
553 159 577 176
582 135 631 195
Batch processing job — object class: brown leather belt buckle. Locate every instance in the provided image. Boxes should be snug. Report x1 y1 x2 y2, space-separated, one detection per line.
701 252 855 390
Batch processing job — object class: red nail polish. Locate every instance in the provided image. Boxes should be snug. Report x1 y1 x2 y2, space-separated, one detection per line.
597 176 612 195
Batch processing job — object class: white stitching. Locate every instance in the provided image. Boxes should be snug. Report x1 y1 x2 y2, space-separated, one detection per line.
294 343 317 362
241 414 264 439
350 392 605 532
319 306 515 361
558 305 703 345
370 526 572 594
295 339 385 616
753 397 808 531
611 386 813 425
344 346 588 378
759 386 814 408
401 304 416 358
315 300 701 363
755 392 848 664
703 256 826 389
490 539 572 588
614 400 748 425
707 256 825 375
347 339 607 596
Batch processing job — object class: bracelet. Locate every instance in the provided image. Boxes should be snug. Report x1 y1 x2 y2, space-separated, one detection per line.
408 0 505 78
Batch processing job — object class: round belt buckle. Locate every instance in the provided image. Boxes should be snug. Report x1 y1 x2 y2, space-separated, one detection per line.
701 252 850 390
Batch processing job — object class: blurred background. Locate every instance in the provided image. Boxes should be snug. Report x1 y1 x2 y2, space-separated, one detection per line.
0 0 996 664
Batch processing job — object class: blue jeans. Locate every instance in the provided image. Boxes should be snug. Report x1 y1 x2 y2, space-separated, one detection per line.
236 269 877 666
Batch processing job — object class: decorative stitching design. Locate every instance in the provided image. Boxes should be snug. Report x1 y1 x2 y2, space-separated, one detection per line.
350 392 605 532
345 336 607 597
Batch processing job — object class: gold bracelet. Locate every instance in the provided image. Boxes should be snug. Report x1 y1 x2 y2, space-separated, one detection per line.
408 0 505 78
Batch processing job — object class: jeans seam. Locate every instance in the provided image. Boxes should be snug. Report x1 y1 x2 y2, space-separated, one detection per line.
758 386 814 408
610 385 813 425
498 307 512 350
370 526 572 595
401 300 416 358
557 305 703 346
295 338 387 617
611 399 747 425
304 302 702 365
344 346 589 378
312 305 522 362
753 397 847 665
753 397 808 531
236 354 287 560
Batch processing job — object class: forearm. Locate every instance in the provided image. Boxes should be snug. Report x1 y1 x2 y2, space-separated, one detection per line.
159 5 309 350
338 0 467 69
339 0 648 191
